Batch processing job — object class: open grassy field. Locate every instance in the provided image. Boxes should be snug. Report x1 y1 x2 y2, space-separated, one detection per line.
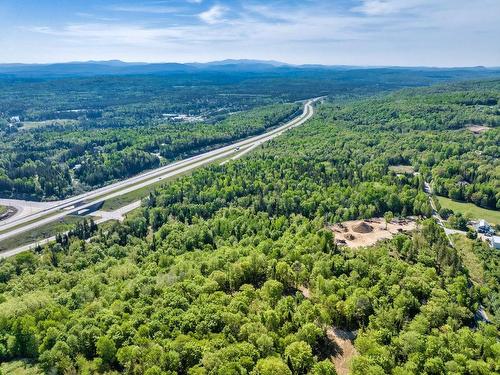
0 205 6 216
20 119 78 130
388 165 415 175
451 234 485 285
437 196 500 226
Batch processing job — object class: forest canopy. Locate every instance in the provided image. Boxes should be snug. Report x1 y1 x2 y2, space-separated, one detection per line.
0 79 499 374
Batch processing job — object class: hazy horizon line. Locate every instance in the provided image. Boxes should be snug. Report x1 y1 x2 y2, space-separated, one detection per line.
0 59 498 70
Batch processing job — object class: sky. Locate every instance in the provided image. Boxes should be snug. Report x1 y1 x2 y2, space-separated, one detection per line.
0 0 499 66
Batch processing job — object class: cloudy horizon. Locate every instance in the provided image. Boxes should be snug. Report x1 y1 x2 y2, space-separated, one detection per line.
1 0 499 67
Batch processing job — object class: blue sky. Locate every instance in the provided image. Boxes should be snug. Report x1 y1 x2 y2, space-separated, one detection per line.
1 0 499 66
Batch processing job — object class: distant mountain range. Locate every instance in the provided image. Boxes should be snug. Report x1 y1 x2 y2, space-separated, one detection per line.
0 59 498 78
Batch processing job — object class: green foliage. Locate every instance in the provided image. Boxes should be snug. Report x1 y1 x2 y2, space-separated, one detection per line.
253 357 292 375
284 341 314 374
96 336 116 366
0 100 299 200
448 212 469 231
0 79 498 374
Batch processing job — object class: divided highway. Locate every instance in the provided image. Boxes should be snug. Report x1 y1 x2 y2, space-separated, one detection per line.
0 98 320 257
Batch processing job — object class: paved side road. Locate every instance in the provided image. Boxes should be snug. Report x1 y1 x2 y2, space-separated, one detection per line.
92 201 142 223
0 98 321 258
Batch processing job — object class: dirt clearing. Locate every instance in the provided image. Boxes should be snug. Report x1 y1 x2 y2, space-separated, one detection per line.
298 286 357 374
467 125 491 134
326 327 358 375
331 217 417 249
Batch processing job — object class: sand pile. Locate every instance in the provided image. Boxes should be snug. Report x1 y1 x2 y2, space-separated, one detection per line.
352 221 373 233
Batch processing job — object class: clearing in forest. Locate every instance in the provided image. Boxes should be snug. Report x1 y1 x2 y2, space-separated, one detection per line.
331 217 417 248
437 196 500 226
388 165 415 175
326 327 358 375
299 286 358 375
467 125 491 134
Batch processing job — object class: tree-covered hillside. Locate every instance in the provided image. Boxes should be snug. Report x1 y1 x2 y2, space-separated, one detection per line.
0 103 300 200
0 81 499 374
1 69 498 201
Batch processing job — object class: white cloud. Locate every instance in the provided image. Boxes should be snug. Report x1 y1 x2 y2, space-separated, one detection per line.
351 0 428 16
10 0 500 66
199 5 227 24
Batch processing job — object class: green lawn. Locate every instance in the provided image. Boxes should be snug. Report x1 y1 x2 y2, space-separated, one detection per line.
437 196 500 226
0 205 7 216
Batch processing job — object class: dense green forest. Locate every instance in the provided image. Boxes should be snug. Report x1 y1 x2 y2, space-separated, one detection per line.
1 69 499 201
0 102 300 200
326 80 500 210
0 80 498 374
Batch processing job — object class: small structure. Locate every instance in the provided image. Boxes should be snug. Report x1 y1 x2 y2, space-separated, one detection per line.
9 115 20 123
490 236 500 250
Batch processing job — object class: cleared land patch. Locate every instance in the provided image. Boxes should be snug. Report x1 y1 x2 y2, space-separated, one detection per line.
467 125 492 134
437 196 499 226
389 165 415 175
331 217 417 248
452 235 485 284
20 119 78 130
299 286 358 375
326 327 358 375
0 360 41 375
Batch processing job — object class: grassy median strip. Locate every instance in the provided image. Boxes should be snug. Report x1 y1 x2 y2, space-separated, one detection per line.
0 215 83 252
101 169 195 211
100 151 240 211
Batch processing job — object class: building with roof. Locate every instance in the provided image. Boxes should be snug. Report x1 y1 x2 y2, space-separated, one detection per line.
490 236 500 250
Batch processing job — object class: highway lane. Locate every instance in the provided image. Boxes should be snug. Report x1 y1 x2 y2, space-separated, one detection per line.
1 99 316 230
0 201 142 259
0 98 319 254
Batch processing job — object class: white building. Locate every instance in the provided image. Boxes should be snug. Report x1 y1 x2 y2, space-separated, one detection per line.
490 236 500 250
